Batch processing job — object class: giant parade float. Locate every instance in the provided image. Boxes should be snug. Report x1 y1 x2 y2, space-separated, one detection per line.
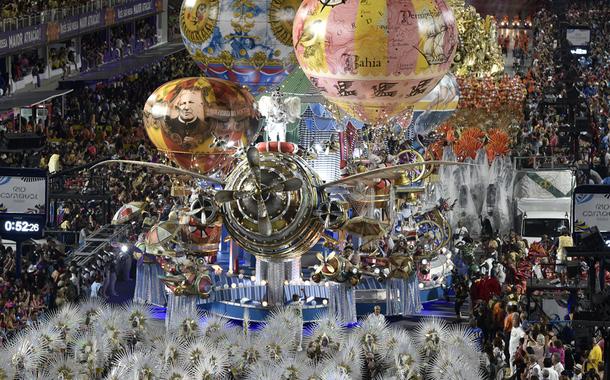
91 0 520 325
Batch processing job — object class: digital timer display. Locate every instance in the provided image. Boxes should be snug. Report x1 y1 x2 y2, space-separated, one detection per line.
0 214 45 240
3 220 40 233
0 168 47 241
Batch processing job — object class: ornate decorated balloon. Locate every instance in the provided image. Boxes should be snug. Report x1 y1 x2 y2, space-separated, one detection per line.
180 0 300 94
412 73 460 136
293 0 458 125
143 77 260 175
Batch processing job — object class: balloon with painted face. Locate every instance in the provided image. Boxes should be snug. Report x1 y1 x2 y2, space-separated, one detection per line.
292 0 458 125
180 0 300 94
143 77 259 175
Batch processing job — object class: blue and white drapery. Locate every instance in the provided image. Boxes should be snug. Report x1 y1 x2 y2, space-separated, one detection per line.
283 284 329 300
165 293 201 329
208 273 267 303
266 261 286 306
133 262 166 306
328 282 357 323
285 258 301 283
254 258 301 285
385 274 422 317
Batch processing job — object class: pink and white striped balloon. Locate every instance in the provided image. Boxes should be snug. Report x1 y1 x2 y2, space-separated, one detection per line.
293 0 458 125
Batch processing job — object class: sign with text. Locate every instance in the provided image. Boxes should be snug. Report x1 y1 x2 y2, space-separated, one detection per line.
0 0 159 54
48 10 105 41
0 168 47 241
0 172 46 215
115 0 157 22
0 25 45 56
573 185 610 238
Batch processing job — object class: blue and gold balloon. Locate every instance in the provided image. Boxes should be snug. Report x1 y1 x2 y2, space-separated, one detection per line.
180 0 299 94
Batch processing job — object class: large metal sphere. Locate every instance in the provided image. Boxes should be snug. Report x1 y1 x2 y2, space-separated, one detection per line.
221 152 325 261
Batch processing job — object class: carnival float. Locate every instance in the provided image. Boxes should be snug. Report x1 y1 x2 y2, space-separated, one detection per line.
1 0 528 378
96 0 522 323
89 0 476 327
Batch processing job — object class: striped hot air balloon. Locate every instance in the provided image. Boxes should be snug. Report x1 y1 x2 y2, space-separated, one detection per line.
293 0 458 125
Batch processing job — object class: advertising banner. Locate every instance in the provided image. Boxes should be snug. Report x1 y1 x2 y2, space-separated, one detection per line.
0 0 159 54
0 25 45 56
0 174 46 215
47 10 105 42
573 192 610 235
114 0 158 22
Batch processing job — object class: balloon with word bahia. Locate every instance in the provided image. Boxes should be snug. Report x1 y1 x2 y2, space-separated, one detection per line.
143 77 259 175
180 0 300 94
293 0 458 125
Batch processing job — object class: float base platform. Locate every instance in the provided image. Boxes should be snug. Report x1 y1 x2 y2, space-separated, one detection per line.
149 285 455 323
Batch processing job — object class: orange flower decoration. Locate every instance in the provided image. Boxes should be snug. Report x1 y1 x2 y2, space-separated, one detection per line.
427 141 445 160
436 124 456 143
454 135 484 160
486 128 510 161
528 242 547 257
460 127 486 140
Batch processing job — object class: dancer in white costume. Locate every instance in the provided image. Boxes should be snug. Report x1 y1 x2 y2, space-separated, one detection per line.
289 293 304 351
258 89 301 142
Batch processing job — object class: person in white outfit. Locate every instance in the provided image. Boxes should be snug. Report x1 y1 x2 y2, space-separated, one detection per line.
508 313 526 374
542 357 559 380
90 276 102 298
289 294 304 351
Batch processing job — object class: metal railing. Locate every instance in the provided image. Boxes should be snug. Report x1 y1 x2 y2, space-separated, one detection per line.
0 0 147 33
44 229 81 248
513 155 574 170
1 0 102 32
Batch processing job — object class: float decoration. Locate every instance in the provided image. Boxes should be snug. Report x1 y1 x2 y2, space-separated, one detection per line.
292 0 458 125
258 88 302 142
429 126 510 162
447 0 504 77
412 73 460 137
143 77 260 175
446 75 526 132
180 0 299 94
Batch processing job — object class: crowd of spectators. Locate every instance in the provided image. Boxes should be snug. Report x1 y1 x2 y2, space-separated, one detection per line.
1 0 95 23
0 16 161 96
0 240 66 344
468 3 610 376
10 52 43 82
453 225 606 380
0 25 157 98
0 51 199 343
515 2 610 181
80 21 158 73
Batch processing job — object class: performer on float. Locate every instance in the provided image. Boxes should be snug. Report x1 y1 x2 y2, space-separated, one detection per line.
257 89 301 142
385 229 422 317
554 227 572 285
289 293 304 352
371 305 385 324
133 232 167 306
